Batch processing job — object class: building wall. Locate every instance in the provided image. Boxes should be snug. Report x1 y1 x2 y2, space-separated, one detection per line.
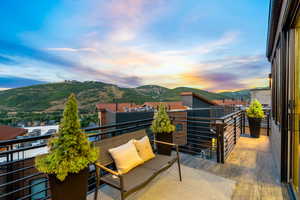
181 95 193 108
168 111 187 145
270 120 281 177
116 111 153 124
181 94 215 108
192 97 214 108
250 89 271 106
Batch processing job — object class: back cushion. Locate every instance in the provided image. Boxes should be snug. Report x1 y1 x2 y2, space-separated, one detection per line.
134 136 155 162
94 129 147 166
109 140 144 174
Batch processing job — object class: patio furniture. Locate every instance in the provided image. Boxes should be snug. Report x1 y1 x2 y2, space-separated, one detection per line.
93 129 182 200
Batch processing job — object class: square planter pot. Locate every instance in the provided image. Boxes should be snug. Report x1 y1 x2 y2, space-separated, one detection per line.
48 167 89 200
248 117 262 138
156 132 173 155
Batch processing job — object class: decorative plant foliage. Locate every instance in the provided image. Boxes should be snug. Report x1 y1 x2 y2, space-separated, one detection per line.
246 99 265 119
151 104 175 133
35 94 98 181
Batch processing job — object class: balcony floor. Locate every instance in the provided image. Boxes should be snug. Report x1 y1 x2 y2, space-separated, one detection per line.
181 135 289 200
89 135 289 200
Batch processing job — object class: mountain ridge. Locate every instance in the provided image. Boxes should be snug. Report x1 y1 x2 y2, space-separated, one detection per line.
0 81 251 112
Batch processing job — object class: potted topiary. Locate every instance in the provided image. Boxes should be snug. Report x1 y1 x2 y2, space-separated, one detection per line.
35 94 98 200
246 99 265 138
151 104 175 155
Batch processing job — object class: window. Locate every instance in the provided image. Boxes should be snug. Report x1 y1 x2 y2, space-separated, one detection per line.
271 45 283 125
30 178 47 200
176 123 183 131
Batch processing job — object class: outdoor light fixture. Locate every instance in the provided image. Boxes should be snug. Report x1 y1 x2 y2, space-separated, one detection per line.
268 73 272 89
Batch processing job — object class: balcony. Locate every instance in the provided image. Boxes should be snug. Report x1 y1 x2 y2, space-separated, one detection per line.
0 108 287 200
86 135 287 200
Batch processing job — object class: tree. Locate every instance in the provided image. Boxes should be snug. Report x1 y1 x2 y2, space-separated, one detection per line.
151 104 175 133
35 94 98 181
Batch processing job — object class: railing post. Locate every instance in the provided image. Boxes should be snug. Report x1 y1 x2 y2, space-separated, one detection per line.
242 111 246 134
239 112 243 137
267 111 270 136
216 120 225 164
234 116 237 144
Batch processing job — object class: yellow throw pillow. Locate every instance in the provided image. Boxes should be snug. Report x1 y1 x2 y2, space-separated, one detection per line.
134 136 155 162
108 140 144 174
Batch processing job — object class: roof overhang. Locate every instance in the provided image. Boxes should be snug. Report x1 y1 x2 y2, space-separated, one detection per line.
266 0 300 61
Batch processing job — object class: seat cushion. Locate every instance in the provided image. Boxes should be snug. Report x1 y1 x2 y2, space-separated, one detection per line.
108 140 144 174
133 136 155 162
100 167 155 192
141 154 177 171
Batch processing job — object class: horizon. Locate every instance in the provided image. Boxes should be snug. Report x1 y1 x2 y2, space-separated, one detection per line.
0 0 270 92
0 80 263 93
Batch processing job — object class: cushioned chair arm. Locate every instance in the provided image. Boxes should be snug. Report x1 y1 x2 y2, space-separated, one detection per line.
153 139 177 146
95 162 120 176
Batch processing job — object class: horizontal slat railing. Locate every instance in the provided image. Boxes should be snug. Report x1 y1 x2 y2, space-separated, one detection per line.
0 118 153 200
0 108 245 199
215 110 245 163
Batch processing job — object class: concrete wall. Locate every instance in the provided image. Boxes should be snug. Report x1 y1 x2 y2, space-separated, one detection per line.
250 89 271 106
270 120 281 176
192 97 214 108
181 95 193 108
181 94 214 108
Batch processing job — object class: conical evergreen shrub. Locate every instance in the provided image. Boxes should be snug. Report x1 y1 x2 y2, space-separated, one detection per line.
35 94 98 181
246 99 265 118
151 104 175 133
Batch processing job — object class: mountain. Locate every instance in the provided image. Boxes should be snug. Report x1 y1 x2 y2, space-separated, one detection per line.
219 89 251 101
0 81 248 113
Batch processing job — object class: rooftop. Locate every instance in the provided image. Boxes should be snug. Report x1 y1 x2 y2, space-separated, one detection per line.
0 125 27 140
88 135 288 200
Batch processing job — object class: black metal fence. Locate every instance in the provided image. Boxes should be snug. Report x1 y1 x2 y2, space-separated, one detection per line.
0 108 245 200
177 108 244 163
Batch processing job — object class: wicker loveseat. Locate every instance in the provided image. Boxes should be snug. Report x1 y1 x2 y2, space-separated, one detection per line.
93 129 182 200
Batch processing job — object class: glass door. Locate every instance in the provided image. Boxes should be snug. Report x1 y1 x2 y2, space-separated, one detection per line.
289 19 300 197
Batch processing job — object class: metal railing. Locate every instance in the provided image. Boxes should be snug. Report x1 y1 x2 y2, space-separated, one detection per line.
0 118 152 200
215 110 244 163
0 108 245 200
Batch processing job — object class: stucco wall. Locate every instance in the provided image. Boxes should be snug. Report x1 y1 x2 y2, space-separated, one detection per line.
270 120 281 176
250 89 271 106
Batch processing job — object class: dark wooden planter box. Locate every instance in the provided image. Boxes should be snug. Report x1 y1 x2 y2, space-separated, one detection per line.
48 167 89 200
156 132 173 155
248 117 262 138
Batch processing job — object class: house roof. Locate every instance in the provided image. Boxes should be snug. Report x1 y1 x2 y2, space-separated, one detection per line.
213 100 247 106
266 0 299 59
180 92 217 106
96 103 138 112
0 126 27 141
143 101 187 110
96 101 187 112
250 88 271 91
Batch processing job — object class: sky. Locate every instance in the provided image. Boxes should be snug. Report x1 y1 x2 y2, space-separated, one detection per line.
0 0 270 92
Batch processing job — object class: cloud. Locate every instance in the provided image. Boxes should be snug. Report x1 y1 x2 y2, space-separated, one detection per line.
45 47 96 52
0 40 142 87
180 54 270 91
72 66 142 87
161 32 239 56
0 76 47 88
86 0 166 42
0 40 78 68
0 55 17 65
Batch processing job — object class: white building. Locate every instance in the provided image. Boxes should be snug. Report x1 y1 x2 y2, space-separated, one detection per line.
250 88 271 107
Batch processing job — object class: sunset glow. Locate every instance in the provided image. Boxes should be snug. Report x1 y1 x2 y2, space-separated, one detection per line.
0 0 270 91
